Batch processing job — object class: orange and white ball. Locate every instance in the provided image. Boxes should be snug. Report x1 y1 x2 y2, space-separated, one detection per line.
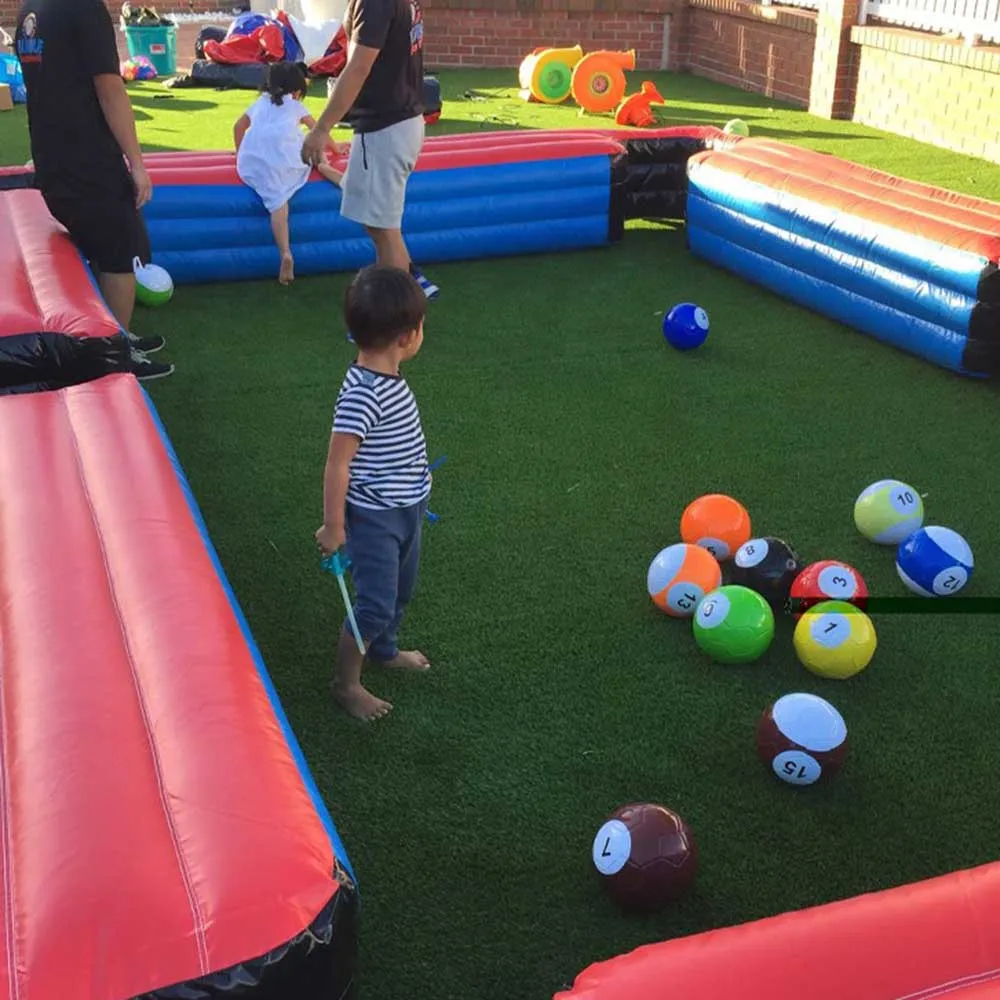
680 494 752 561
647 543 723 617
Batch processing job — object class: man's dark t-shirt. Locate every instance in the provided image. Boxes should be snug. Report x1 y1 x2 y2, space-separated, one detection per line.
343 0 424 134
15 0 132 199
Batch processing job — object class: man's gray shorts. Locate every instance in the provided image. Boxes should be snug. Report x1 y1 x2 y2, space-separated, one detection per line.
340 115 425 231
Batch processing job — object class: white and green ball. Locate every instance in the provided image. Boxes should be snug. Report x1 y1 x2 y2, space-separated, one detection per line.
853 479 923 545
134 258 174 307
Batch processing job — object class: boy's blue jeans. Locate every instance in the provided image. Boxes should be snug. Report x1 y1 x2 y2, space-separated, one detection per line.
344 498 427 661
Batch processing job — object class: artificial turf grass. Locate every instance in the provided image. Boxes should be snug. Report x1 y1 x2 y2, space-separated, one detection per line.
5 70 1000 999
135 224 1000 999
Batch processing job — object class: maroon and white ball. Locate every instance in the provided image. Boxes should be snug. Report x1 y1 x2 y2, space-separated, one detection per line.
756 693 848 786
591 802 698 911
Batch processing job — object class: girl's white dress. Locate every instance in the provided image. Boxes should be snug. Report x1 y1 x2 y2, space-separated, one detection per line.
236 94 312 214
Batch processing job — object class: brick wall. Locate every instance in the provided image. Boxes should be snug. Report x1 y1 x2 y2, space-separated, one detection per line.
422 1 682 70
851 25 1000 163
683 0 815 105
5 0 1000 165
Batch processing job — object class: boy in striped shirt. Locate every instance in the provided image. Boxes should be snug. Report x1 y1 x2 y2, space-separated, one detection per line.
316 265 432 721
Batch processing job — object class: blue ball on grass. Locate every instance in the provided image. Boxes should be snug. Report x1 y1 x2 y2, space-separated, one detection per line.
663 303 709 351
896 526 974 597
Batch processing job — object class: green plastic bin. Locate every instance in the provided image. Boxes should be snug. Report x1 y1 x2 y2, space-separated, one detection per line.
124 24 178 77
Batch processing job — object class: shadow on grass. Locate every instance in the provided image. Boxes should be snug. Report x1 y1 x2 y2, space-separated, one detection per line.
426 107 875 144
129 91 221 114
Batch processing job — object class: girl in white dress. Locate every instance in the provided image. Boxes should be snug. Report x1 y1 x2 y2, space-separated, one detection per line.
234 62 345 284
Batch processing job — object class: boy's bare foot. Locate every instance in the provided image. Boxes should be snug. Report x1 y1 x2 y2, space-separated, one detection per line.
378 650 430 671
332 682 393 721
279 252 294 285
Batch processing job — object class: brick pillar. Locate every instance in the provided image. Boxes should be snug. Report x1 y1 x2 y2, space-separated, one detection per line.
808 0 860 118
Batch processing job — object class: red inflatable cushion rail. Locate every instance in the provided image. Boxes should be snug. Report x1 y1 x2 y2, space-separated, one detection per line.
141 127 725 187
0 374 338 1000
0 126 728 186
0 190 121 339
555 861 1000 1000
145 130 629 186
689 141 1000 262
744 138 1000 227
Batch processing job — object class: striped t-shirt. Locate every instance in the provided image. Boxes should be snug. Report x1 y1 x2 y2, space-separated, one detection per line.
333 364 431 510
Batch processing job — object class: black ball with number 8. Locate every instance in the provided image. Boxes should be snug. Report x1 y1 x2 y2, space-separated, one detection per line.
729 536 802 613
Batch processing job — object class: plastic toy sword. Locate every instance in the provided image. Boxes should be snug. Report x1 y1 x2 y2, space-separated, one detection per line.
321 551 366 655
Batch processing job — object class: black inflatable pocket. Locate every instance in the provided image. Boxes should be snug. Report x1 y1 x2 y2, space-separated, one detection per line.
0 332 131 396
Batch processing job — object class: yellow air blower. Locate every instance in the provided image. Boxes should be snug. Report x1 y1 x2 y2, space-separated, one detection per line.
518 45 584 104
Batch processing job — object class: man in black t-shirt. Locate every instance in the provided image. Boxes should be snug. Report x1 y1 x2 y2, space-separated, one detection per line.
15 0 173 379
302 0 437 296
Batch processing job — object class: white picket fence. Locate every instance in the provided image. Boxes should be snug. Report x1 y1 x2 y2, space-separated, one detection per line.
859 0 1000 41
762 0 1000 42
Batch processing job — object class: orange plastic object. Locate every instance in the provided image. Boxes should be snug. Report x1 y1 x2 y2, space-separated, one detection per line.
571 50 635 114
615 80 665 127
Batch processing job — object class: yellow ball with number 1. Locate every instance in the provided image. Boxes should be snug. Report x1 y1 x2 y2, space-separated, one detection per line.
793 600 877 680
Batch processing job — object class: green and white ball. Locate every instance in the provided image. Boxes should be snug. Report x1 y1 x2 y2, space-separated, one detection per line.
692 584 775 665
134 257 174 307
853 479 924 545
723 118 750 137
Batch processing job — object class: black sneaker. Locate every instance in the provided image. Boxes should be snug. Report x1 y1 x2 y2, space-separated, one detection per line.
410 264 439 300
127 331 166 353
129 347 174 381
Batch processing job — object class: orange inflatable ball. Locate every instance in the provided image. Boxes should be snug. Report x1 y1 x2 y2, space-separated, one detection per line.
680 494 751 561
647 542 723 617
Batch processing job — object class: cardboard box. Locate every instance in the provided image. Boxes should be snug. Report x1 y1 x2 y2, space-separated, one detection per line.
0 84 13 112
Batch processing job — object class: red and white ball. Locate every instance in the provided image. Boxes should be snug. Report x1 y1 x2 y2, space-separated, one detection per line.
756 692 848 786
789 560 868 619
592 802 698 911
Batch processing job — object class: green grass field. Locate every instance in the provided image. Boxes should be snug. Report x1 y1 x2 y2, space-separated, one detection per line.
4 70 1000 1000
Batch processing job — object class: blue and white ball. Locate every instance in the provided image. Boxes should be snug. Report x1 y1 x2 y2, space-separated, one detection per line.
662 303 709 351
896 526 974 597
